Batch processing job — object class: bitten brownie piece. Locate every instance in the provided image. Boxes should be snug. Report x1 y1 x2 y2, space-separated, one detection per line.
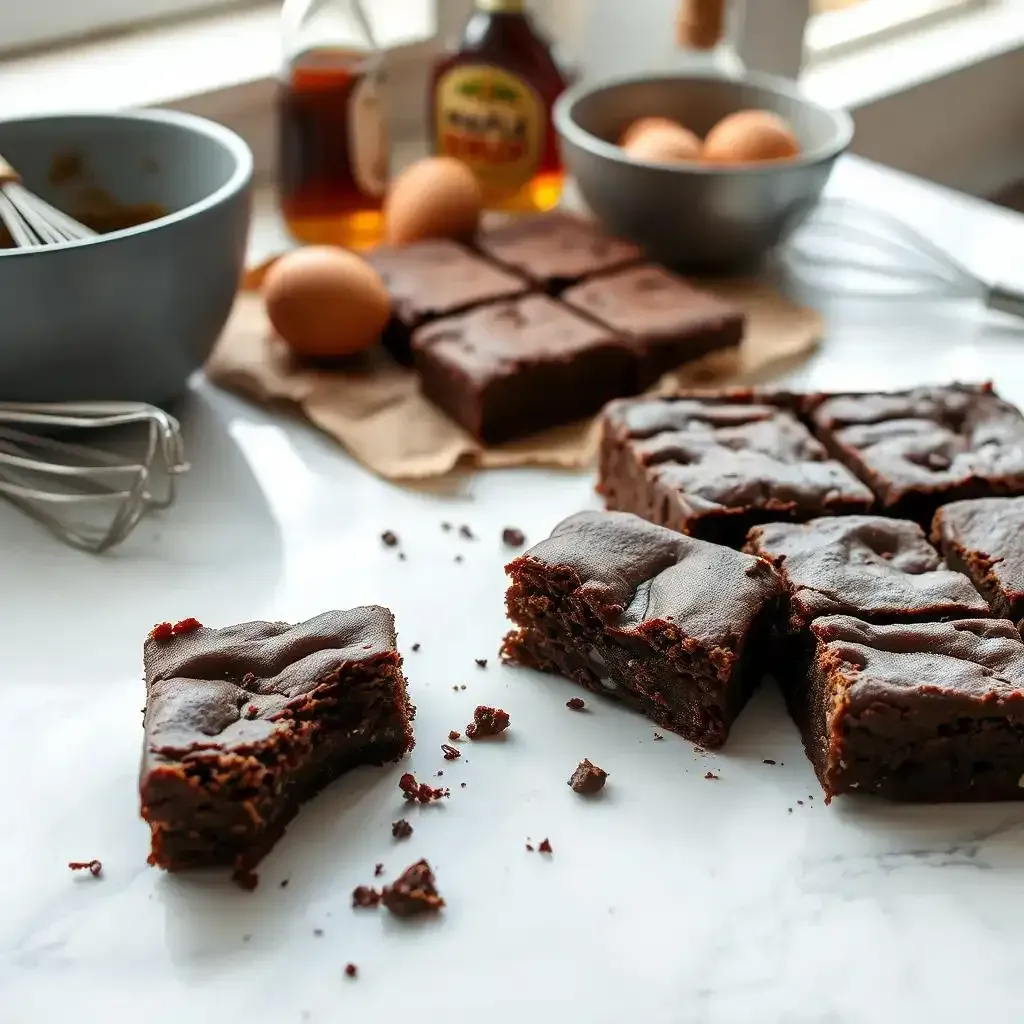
366 240 530 363
746 515 989 631
562 264 744 389
501 510 781 747
599 394 874 547
140 608 414 876
412 294 637 444
934 496 1024 631
807 383 1024 526
476 211 642 294
798 615 1024 802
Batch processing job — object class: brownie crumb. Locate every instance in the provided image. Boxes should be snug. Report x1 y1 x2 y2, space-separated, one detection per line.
466 705 509 739
502 527 526 547
233 868 259 891
345 963 358 978
399 772 449 804
441 743 461 761
374 863 384 877
566 697 585 711
411 643 421 652
352 885 382 908
569 759 608 795
475 658 488 668
538 838 553 854
460 684 466 690
448 730 461 741
454 555 464 563
381 859 445 918
704 771 719 781
381 530 399 547
436 770 444 777
398 552 407 561
280 879 290 888
68 859 103 877
313 928 324 937
441 522 452 532
525 843 534 852
653 732 664 741
460 782 467 788
459 524 475 540
763 759 777 765
797 799 804 806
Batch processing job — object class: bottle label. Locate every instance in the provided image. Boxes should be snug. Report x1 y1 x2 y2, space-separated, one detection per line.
435 64 543 195
348 69 387 199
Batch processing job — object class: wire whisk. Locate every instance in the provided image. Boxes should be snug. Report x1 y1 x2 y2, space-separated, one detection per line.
785 198 1024 320
0 151 96 247
0 402 188 554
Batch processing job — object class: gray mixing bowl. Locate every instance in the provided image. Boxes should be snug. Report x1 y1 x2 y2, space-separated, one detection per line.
554 71 853 272
0 109 252 403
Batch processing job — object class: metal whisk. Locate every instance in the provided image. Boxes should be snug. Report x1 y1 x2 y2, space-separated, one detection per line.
0 402 188 553
785 198 1024 321
0 152 95 247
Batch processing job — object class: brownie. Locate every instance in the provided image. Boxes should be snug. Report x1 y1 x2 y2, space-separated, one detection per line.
366 239 530 363
475 211 642 294
140 609 414 876
746 515 989 631
797 615 1024 802
562 264 744 389
807 383 1024 526
412 294 637 444
599 394 875 547
934 496 1024 630
501 510 782 747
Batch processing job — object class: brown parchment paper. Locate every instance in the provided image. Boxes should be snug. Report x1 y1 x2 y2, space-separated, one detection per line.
206 271 821 481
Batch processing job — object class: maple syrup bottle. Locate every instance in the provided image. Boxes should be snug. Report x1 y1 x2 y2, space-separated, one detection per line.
431 0 567 214
277 0 388 249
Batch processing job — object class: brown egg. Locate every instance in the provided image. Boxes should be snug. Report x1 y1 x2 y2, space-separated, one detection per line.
263 246 390 359
619 116 689 149
702 110 801 164
623 120 703 164
384 156 483 246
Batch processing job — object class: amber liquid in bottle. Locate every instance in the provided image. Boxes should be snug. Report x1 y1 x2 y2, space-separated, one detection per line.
277 49 387 249
431 1 567 213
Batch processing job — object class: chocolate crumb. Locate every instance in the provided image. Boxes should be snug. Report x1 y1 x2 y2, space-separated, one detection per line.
448 730 461 741
788 808 793 813
474 658 488 668
380 530 399 547
704 771 719 781
763 759 777 765
313 928 324 937
345 963 358 978
458 524 475 540
398 772 449 804
436 770 444 777
569 759 608 795
459 684 466 690
566 697 585 711
391 818 413 840
381 859 445 918
441 522 452 532
233 868 259 891
441 743 461 760
466 705 509 739
68 859 103 877
525 843 534 852
398 552 407 561
280 879 289 888
538 838 553 854
653 732 664 741
454 555 464 563
502 527 526 547
411 642 421 652
808 795 815 800
797 799 804 806
352 885 382 908
460 782 467 788
374 863 384 877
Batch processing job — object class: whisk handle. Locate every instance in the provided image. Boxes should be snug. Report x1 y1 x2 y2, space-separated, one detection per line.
0 153 20 185
985 283 1024 320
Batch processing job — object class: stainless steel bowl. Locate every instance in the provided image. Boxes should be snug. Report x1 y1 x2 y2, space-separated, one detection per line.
554 71 853 272
0 109 253 404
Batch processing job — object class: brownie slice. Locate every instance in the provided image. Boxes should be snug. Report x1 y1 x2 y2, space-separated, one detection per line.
412 294 637 444
599 393 874 547
562 264 744 389
501 510 782 747
140 609 414 877
807 383 1024 526
798 615 1024 802
366 240 530 363
933 496 1024 630
476 211 643 294
746 515 989 631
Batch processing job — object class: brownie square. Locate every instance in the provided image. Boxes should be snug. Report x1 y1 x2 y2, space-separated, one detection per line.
599 394 875 547
934 496 1024 631
501 510 782 747
807 383 1024 526
140 609 413 878
366 239 530 363
746 515 989 632
797 615 1024 802
476 211 642 294
562 264 744 389
412 294 637 444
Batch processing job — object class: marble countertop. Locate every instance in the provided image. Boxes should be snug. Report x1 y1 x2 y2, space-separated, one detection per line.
5 156 1024 1024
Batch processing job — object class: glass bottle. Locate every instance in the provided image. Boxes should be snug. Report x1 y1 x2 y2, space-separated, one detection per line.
431 0 568 214
277 0 388 250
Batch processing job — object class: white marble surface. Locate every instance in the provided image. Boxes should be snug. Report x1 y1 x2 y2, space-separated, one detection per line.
5 157 1024 1024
